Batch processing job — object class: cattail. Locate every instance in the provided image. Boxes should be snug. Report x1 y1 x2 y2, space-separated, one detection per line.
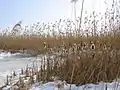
103 44 107 50
43 42 47 49
81 42 86 51
90 41 95 50
73 43 77 53
77 43 81 51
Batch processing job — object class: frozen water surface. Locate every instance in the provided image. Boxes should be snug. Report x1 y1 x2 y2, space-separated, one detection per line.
0 52 37 86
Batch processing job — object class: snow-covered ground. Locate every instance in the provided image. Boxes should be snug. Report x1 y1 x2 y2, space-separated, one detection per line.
0 52 37 87
30 80 120 90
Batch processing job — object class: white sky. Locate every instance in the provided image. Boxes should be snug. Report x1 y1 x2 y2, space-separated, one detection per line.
68 0 113 21
0 0 113 28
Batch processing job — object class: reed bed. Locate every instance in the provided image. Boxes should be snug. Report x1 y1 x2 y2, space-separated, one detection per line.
1 0 120 89
2 48 120 89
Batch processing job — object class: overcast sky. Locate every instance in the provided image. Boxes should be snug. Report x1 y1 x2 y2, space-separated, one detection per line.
0 0 113 28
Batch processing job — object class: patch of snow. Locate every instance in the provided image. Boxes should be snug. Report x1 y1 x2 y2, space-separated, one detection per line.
30 80 120 90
